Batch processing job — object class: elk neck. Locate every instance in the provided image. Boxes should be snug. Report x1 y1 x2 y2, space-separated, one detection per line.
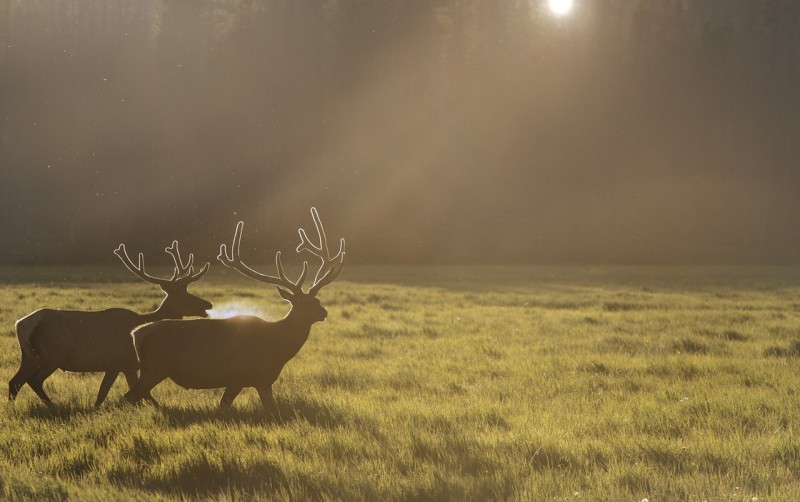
271 305 319 357
142 294 177 322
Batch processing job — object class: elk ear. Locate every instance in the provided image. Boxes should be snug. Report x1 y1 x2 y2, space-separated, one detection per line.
276 287 294 302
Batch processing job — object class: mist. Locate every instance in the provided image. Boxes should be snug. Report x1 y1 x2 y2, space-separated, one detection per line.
1 0 799 265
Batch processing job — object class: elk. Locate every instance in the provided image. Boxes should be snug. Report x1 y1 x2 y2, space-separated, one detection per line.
9 241 211 407
124 208 345 410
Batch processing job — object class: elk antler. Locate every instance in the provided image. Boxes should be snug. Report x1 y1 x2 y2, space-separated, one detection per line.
309 251 345 296
165 240 193 278
166 240 210 284
115 244 178 286
296 207 346 287
218 221 307 294
115 242 209 287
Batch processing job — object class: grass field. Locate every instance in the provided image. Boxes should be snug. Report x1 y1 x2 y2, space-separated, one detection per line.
1 265 800 500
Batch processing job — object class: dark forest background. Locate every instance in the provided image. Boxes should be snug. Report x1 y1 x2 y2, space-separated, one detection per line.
1 0 799 265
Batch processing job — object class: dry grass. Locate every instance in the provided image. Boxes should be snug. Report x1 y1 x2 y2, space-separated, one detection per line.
1 265 799 500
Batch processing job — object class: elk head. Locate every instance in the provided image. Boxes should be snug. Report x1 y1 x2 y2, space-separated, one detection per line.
114 240 212 318
218 208 345 324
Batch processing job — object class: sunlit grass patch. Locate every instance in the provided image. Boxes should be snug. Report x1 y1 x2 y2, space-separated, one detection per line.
2 265 800 499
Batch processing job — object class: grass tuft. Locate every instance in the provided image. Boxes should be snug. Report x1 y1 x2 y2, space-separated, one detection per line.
764 339 800 357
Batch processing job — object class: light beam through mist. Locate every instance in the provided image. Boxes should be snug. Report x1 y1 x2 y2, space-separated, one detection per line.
3 2 800 265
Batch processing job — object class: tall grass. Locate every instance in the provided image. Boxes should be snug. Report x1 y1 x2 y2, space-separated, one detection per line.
1 265 799 500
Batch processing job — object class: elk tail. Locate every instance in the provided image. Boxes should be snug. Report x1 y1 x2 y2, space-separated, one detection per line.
14 310 44 364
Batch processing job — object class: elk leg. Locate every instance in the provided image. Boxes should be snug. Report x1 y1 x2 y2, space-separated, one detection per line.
143 392 160 406
255 385 278 412
124 372 165 405
94 371 119 407
126 370 159 405
8 359 38 401
122 371 138 391
27 365 57 405
219 386 243 408
8 371 24 400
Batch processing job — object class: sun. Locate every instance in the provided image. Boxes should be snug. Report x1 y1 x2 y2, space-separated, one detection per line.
548 0 574 16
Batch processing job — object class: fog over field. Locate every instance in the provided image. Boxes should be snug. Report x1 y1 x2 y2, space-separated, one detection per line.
2 1 800 265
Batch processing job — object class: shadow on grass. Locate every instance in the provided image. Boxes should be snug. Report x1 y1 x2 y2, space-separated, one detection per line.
764 339 800 357
105 446 285 497
8 397 349 499
131 394 350 430
10 400 93 422
106 396 352 498
12 393 348 430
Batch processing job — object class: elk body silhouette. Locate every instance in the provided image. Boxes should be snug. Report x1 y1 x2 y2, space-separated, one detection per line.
125 208 345 409
9 242 211 406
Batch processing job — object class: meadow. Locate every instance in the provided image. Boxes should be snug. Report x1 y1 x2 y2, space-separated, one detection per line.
1 265 799 500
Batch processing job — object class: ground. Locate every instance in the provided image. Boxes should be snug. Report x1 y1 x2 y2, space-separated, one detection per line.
0 265 799 500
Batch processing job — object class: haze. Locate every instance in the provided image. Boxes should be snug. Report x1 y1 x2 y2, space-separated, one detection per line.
1 1 799 265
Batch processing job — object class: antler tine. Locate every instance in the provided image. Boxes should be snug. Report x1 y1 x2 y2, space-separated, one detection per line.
217 221 304 294
309 252 346 296
166 240 210 285
274 252 308 291
165 240 194 279
180 260 210 284
296 207 329 255
296 207 346 284
217 220 243 266
114 244 174 287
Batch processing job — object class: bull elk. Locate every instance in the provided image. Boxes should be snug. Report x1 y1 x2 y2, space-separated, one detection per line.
124 208 345 410
9 242 211 406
